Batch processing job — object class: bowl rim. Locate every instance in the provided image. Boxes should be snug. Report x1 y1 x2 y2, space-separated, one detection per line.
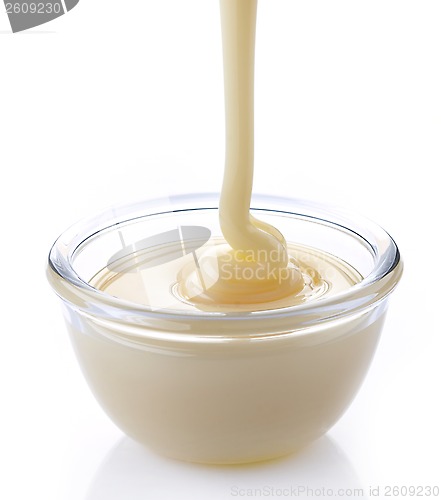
47 193 403 339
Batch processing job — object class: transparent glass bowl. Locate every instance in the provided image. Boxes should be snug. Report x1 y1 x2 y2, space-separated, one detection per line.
47 193 402 464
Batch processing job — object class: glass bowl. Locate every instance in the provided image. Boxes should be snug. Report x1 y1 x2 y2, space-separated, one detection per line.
47 193 402 464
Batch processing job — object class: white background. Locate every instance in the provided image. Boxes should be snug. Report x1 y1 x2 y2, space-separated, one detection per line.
1 1 440 499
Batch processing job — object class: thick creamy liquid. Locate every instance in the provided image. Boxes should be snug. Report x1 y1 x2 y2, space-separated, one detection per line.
91 240 361 313
81 0 361 311
187 0 304 305
90 0 360 311
55 0 390 466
